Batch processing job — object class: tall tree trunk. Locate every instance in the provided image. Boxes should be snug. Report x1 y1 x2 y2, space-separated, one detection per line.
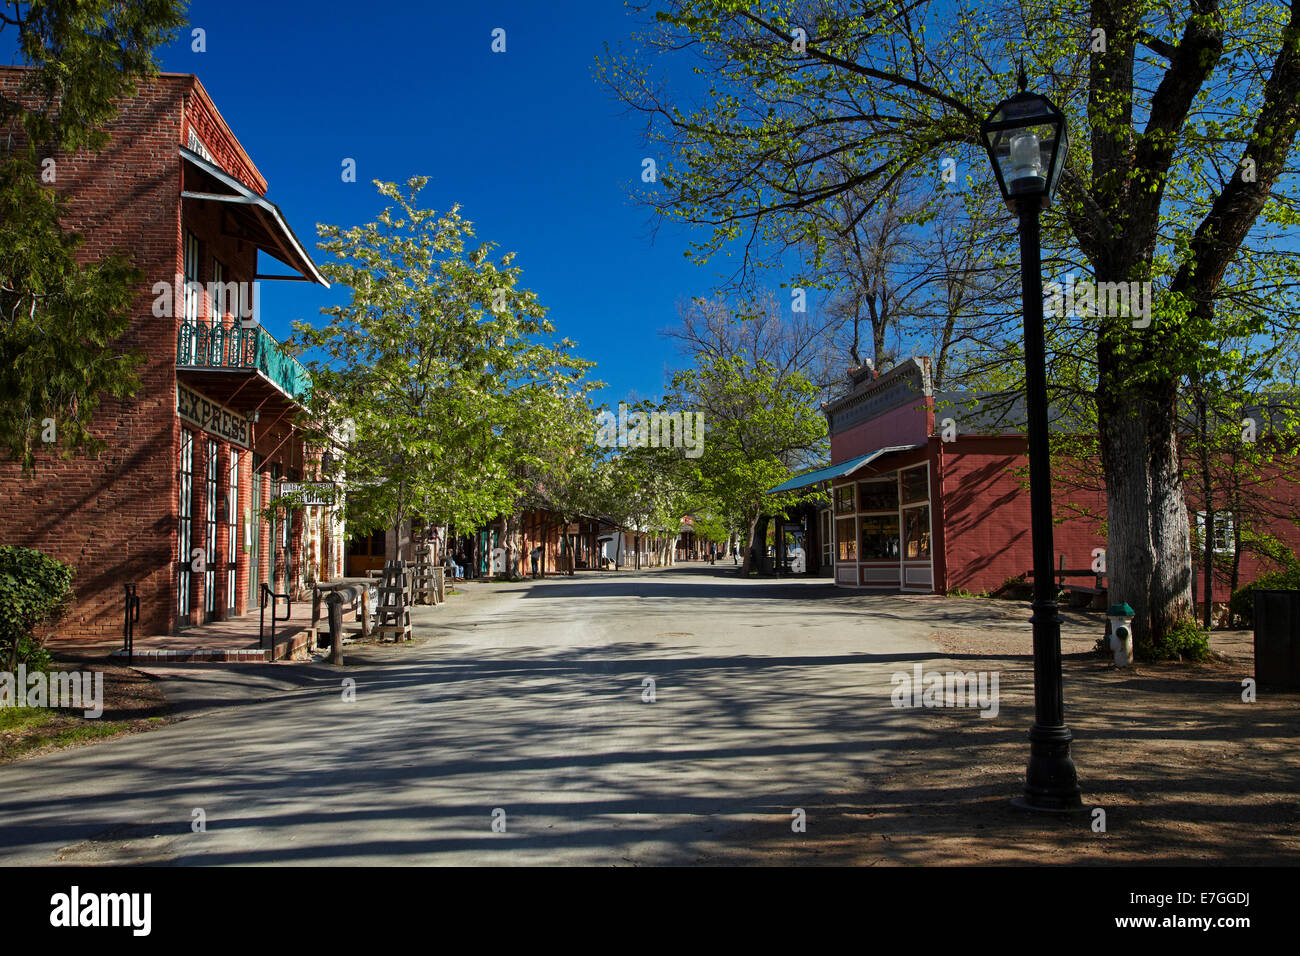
1099 379 1193 648
1198 394 1214 630
1202 510 1215 630
742 510 766 575
1231 538 1242 598
509 514 523 576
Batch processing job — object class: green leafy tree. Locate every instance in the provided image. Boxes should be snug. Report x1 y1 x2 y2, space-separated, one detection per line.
499 385 602 574
532 401 611 573
597 432 696 569
602 0 1300 646
668 353 827 573
0 0 186 472
292 178 592 560
1183 362 1300 626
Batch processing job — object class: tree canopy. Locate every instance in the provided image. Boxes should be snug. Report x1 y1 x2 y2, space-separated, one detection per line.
602 0 1300 645
0 0 186 472
291 178 596 556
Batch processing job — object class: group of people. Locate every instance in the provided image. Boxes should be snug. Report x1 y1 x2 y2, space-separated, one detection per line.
703 542 741 565
443 547 473 580
435 542 548 580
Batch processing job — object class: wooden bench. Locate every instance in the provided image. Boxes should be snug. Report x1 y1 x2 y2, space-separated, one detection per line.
1025 558 1107 604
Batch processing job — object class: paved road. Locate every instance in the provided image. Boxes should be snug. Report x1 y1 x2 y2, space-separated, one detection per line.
0 566 1001 865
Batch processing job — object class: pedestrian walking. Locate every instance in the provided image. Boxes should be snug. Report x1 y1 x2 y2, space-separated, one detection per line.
530 545 542 578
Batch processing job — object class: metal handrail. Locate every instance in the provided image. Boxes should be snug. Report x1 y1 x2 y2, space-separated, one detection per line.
176 321 311 401
122 583 140 665
259 581 292 659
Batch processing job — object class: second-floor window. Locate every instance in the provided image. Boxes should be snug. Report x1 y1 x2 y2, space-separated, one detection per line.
212 258 225 327
184 231 200 323
1193 511 1235 554
184 231 201 363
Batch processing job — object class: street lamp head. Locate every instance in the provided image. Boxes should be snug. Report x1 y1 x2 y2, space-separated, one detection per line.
980 89 1069 211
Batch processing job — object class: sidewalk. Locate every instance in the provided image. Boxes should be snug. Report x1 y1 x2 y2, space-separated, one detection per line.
55 575 484 666
56 605 314 664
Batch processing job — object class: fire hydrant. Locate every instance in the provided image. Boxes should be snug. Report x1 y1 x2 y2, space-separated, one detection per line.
1107 602 1135 667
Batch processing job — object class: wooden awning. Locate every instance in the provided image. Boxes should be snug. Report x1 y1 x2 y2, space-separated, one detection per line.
180 146 329 287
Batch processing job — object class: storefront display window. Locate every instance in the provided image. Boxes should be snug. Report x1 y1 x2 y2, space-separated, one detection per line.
834 483 855 515
902 466 929 504
904 505 931 559
858 479 899 512
860 514 900 560
836 518 856 561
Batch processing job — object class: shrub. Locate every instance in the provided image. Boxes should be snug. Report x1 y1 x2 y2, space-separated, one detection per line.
1227 565 1300 628
991 573 1030 599
0 545 75 672
1136 619 1211 663
10 635 54 672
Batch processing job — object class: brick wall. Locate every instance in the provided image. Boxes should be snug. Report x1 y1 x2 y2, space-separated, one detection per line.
937 435 1107 595
1182 457 1300 603
0 68 186 643
178 74 267 193
0 69 291 644
829 400 930 464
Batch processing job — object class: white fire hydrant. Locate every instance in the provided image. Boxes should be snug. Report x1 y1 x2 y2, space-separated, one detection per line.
1107 602 1135 667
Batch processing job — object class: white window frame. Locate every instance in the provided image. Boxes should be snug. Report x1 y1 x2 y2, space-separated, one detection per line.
1194 511 1235 554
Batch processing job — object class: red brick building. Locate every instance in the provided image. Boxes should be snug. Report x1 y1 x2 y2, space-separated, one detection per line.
0 69 340 644
772 357 1300 607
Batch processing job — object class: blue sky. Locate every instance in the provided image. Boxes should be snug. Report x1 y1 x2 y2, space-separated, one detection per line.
121 1 727 404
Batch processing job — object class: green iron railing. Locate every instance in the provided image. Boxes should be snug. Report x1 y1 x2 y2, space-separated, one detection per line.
177 322 311 403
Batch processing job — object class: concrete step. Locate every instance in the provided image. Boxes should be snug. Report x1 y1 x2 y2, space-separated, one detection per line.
110 647 270 663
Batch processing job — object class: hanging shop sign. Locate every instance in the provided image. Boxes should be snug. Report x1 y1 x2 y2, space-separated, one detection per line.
278 482 335 507
177 383 250 449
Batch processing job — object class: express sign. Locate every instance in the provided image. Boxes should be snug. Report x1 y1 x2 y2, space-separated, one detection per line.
177 384 250 449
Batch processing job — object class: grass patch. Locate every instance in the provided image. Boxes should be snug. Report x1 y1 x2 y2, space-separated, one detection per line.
0 706 55 733
946 587 990 599
1 663 172 764
1 707 130 761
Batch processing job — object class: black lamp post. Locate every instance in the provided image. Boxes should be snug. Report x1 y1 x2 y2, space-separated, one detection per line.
980 79 1083 812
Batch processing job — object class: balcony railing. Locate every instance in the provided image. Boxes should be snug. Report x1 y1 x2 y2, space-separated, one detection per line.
177 322 311 403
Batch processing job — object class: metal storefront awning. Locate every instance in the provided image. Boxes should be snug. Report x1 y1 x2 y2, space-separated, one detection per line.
767 444 924 494
179 146 329 286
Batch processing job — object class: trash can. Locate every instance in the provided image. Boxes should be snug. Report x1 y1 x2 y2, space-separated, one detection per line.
1253 590 1300 689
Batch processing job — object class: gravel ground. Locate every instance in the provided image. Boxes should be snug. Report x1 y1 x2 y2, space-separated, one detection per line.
699 598 1300 865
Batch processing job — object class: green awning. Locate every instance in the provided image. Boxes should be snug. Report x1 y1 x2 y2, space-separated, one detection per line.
767 444 923 494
